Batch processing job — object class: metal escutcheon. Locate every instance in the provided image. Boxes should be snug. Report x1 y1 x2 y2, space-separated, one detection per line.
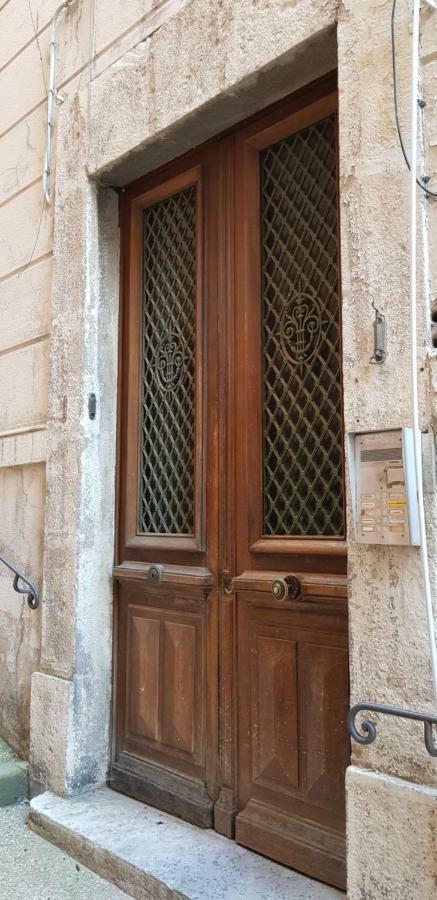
271 575 301 602
222 576 234 596
148 565 163 586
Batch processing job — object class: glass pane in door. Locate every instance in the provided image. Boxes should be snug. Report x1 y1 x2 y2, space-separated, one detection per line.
261 115 344 537
139 186 197 535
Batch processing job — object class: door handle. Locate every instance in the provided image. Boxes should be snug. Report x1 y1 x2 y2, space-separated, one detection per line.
271 575 301 602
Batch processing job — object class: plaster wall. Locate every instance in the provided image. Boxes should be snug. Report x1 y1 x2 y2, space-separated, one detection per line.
1 0 437 896
0 0 102 757
0 0 187 759
339 0 437 789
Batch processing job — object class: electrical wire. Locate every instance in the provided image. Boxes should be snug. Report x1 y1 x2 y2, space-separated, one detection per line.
392 0 437 198
408 0 437 707
27 199 46 267
26 0 48 267
26 0 47 92
43 0 78 204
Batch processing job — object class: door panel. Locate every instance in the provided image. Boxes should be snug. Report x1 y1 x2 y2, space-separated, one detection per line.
250 631 299 789
235 583 348 887
128 613 160 742
120 586 206 769
119 164 210 562
112 146 223 827
113 73 349 890
113 577 216 827
234 88 346 570
232 81 349 890
299 641 350 808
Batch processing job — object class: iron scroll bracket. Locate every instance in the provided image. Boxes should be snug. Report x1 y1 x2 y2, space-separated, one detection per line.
348 702 437 757
0 553 40 610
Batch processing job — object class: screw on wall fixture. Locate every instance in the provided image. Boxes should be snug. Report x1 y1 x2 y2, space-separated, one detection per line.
369 306 387 364
88 393 97 420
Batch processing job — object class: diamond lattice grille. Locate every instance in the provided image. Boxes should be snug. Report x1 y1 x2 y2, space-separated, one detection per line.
261 115 344 536
139 187 196 535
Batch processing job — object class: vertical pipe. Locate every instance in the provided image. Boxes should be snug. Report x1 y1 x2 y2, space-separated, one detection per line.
410 0 437 705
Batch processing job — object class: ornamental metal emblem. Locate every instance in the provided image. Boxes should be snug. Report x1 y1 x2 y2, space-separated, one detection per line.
155 331 186 393
279 291 325 366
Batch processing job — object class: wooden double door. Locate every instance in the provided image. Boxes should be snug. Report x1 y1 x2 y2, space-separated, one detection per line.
113 74 349 890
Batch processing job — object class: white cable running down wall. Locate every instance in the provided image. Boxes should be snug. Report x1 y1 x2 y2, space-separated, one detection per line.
43 0 78 205
409 0 437 707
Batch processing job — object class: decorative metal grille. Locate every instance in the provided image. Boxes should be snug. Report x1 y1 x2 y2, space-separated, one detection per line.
261 115 344 537
139 187 196 535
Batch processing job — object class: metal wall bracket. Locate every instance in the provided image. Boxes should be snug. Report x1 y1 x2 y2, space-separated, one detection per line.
0 553 40 610
348 702 437 757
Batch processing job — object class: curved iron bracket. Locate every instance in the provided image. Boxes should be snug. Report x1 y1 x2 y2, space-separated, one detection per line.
348 702 437 758
0 553 40 610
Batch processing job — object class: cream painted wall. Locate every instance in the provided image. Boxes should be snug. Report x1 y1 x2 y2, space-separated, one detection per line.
0 0 189 757
0 0 57 755
0 0 160 755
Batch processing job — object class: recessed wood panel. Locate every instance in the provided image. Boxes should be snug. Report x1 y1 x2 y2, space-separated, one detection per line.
128 614 160 741
299 641 349 812
161 621 196 754
120 592 205 769
113 578 213 826
251 631 298 789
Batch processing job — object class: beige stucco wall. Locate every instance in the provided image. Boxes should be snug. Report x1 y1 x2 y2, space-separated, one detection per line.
1 0 437 896
0 0 188 756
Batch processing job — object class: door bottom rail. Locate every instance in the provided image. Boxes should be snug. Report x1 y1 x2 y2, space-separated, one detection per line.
348 702 437 757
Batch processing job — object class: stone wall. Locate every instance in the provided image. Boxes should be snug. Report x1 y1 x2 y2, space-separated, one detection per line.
1 0 437 896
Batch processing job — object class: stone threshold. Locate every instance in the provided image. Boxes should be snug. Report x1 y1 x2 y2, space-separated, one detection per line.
29 786 344 900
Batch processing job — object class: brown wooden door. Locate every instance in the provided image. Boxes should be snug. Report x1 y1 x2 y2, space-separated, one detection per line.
113 73 349 890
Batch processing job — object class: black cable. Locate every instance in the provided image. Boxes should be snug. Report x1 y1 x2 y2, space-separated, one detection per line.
391 0 437 198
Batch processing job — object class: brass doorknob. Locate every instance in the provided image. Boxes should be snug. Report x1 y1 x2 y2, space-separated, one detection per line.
271 575 301 601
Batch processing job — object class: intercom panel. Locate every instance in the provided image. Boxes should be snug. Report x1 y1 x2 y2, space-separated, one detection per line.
351 428 420 546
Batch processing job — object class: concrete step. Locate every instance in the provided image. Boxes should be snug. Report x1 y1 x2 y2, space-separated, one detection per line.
0 739 28 807
29 787 344 900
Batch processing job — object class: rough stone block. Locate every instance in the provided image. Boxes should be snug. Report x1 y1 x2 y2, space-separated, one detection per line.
347 765 437 900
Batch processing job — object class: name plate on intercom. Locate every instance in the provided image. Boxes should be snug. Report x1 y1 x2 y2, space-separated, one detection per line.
352 429 420 546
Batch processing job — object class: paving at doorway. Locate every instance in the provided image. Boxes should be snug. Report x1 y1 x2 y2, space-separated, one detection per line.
30 786 344 900
0 801 127 898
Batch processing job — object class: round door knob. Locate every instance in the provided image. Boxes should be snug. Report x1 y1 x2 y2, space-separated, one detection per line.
271 575 301 602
